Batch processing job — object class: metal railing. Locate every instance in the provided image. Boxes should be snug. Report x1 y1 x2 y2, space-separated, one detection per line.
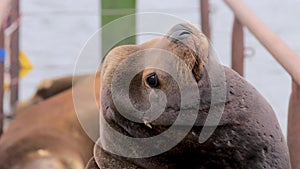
201 0 300 168
0 0 20 135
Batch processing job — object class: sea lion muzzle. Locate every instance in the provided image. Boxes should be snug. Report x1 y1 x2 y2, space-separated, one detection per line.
167 23 194 43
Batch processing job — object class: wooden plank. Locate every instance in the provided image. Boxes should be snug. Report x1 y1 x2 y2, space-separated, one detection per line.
288 79 300 169
231 17 244 76
200 0 211 39
224 0 300 86
101 0 136 56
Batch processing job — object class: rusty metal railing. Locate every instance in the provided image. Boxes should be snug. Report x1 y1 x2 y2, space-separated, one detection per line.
201 0 300 168
0 0 11 26
288 79 300 168
0 0 20 135
231 17 244 76
200 0 211 40
0 20 4 136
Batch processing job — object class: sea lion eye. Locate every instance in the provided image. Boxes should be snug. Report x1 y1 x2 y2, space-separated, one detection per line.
146 73 159 88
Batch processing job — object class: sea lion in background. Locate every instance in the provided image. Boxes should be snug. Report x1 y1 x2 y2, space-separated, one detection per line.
0 75 99 169
16 75 88 112
86 23 290 168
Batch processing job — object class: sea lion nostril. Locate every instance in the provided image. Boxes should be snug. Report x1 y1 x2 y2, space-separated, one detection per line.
167 23 194 42
167 30 192 43
179 30 192 36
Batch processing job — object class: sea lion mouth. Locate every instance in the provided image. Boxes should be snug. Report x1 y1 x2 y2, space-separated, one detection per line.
103 86 215 139
104 106 205 139
105 108 168 138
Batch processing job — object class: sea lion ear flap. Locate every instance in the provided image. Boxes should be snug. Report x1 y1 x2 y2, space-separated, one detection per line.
192 33 210 82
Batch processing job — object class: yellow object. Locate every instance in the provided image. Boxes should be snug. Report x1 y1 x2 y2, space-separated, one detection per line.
4 83 9 91
4 51 34 90
19 51 33 78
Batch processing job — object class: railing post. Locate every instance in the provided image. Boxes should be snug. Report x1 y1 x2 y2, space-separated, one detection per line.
7 0 20 116
0 26 4 135
201 0 211 40
231 17 244 76
0 0 11 26
288 79 300 169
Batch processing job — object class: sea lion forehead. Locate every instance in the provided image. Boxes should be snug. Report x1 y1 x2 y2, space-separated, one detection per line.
140 23 209 66
102 23 210 85
103 22 208 64
140 23 208 50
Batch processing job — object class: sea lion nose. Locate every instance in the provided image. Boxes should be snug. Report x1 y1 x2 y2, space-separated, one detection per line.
167 23 193 42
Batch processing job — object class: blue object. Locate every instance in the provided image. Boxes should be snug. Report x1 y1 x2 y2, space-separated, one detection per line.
0 48 5 62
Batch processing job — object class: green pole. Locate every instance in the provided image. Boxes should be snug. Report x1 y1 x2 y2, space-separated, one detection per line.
101 0 136 56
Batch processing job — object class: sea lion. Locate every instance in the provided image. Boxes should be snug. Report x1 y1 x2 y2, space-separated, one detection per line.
86 23 290 168
0 75 99 169
16 75 88 112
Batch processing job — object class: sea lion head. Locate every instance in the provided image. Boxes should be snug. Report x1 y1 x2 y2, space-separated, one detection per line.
100 23 210 133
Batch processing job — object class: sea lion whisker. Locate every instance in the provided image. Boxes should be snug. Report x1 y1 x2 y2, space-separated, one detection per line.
143 120 153 129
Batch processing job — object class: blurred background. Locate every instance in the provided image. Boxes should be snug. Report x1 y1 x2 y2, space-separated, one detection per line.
4 0 300 134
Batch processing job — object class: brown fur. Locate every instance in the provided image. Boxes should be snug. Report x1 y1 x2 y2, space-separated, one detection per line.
0 75 99 169
16 75 88 112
